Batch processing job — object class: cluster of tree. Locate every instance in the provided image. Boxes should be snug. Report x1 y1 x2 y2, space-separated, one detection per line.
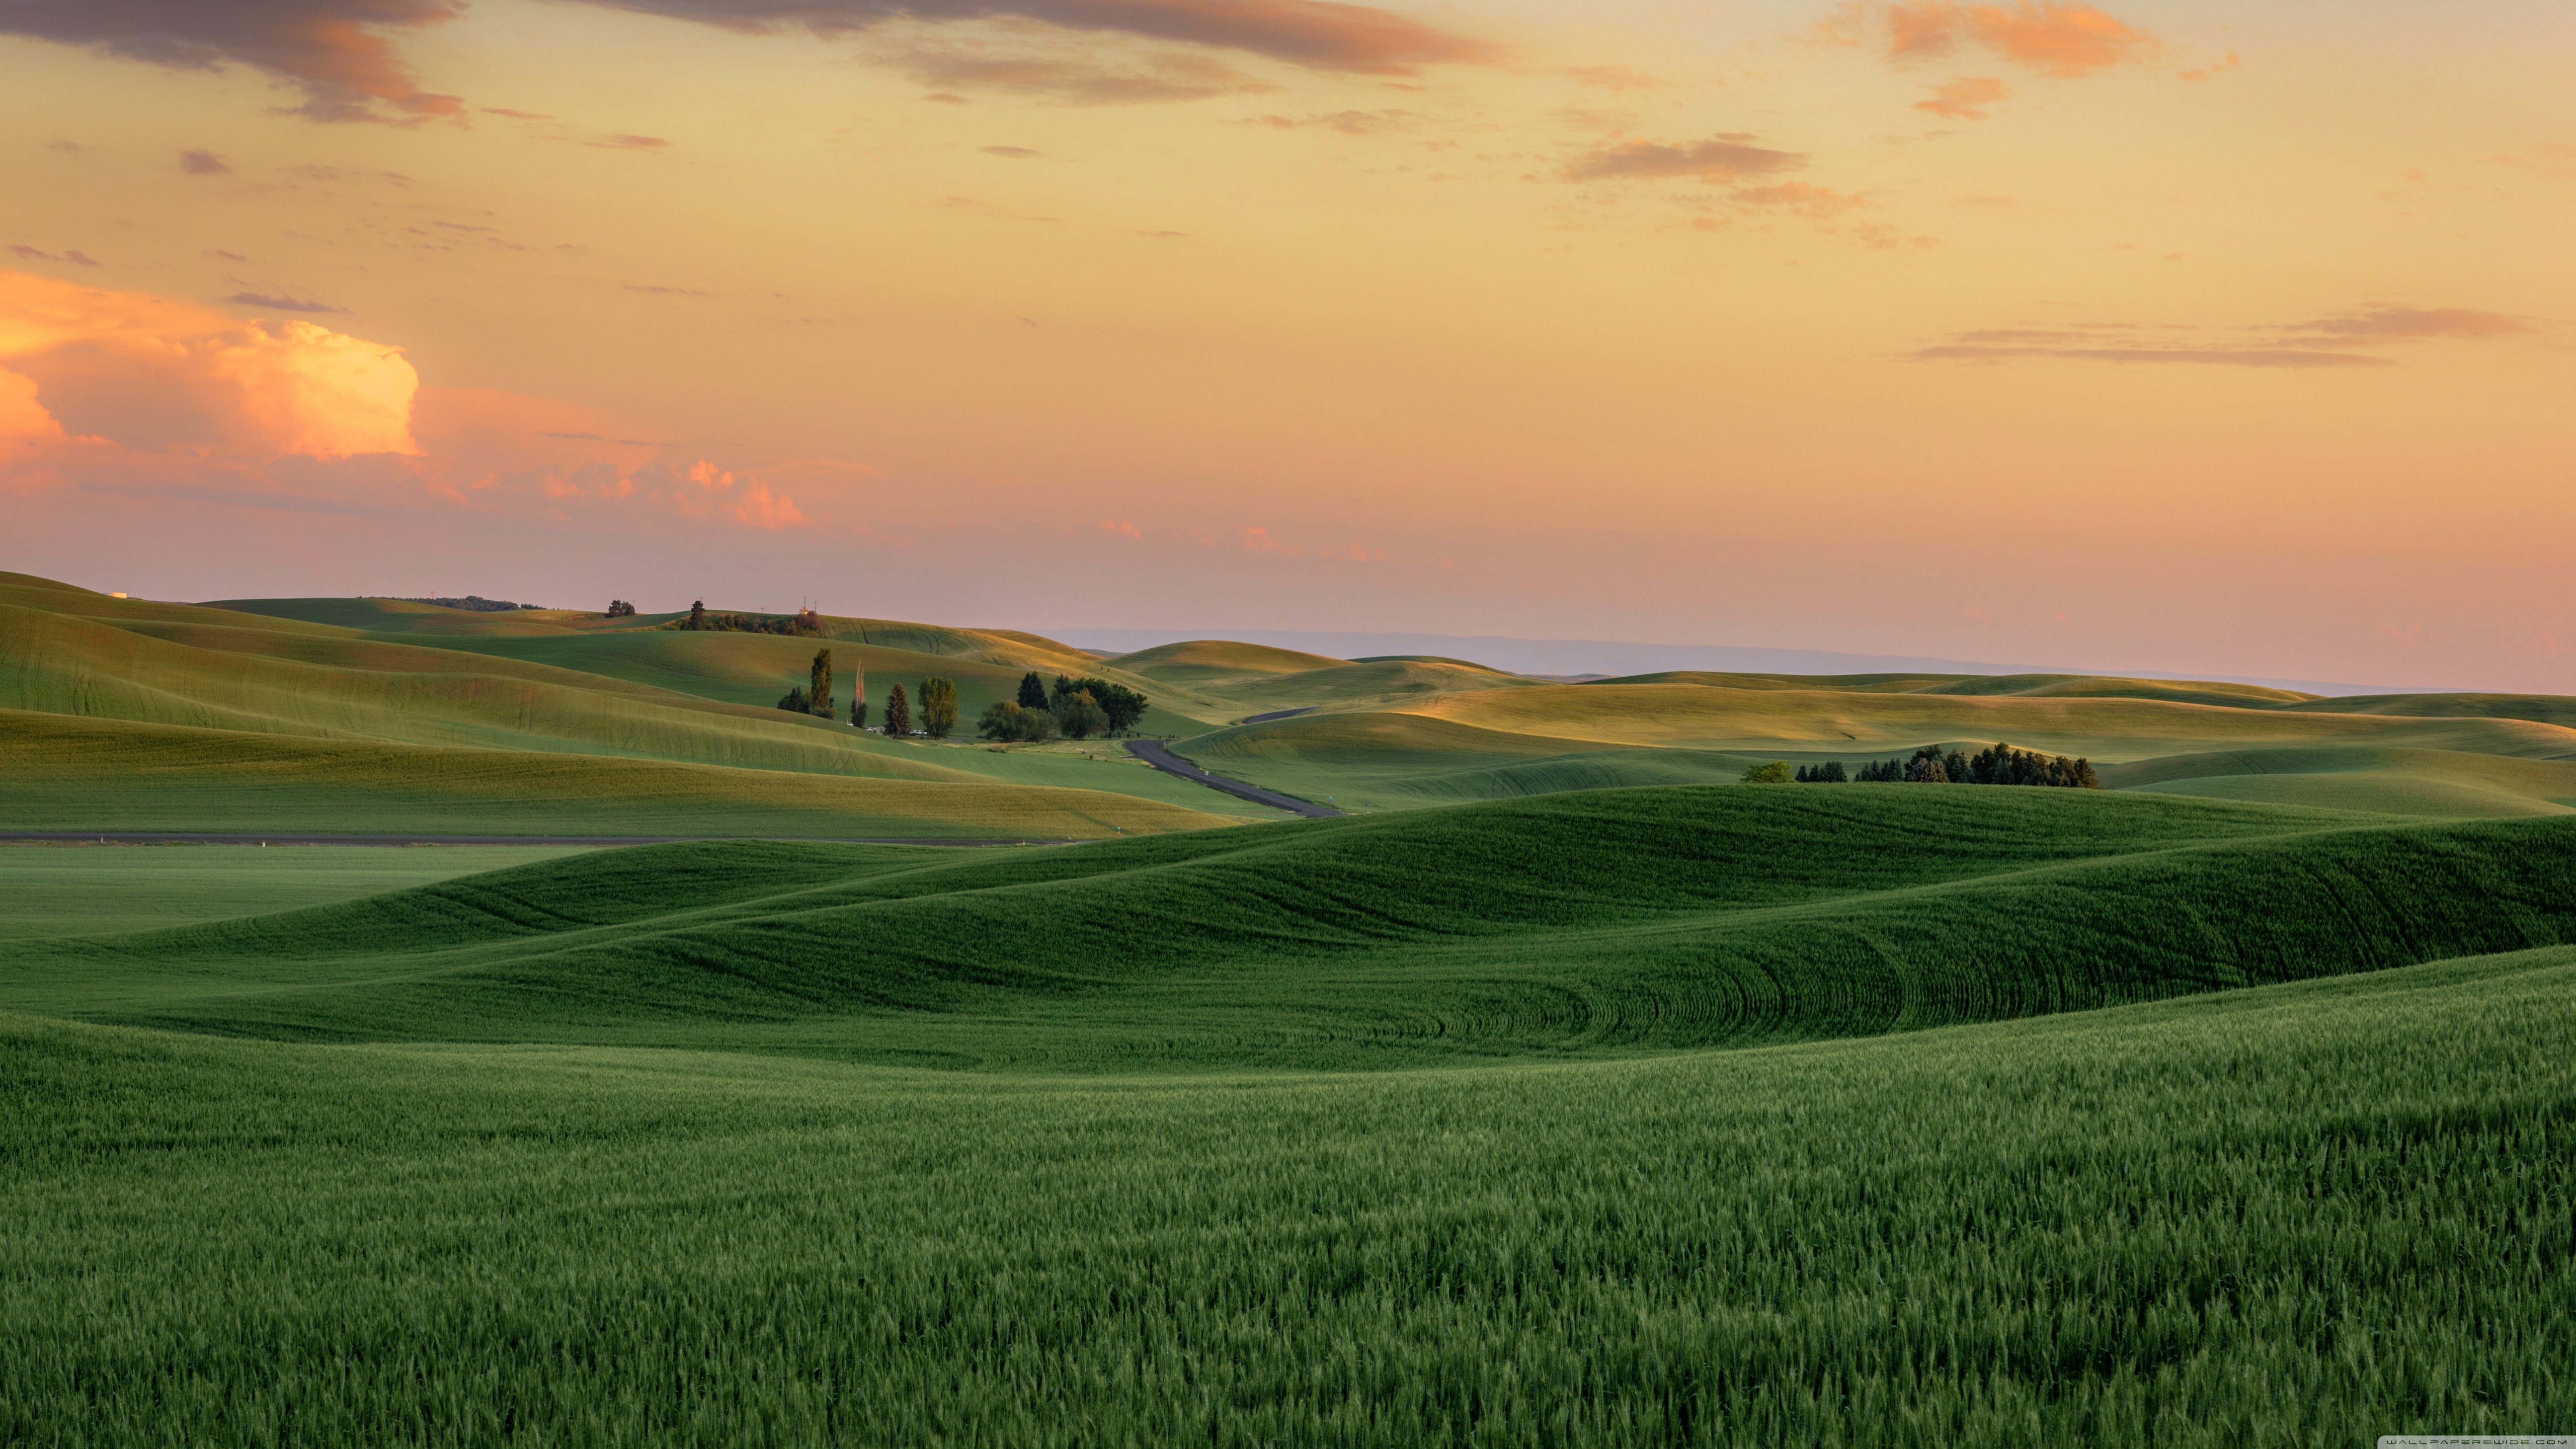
979 671 1149 742
604 600 638 617
1792 761 1848 783
861 678 957 738
776 648 850 720
391 595 539 612
670 600 825 636
1840 743 2100 788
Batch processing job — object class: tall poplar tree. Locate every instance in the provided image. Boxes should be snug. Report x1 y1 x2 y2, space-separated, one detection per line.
882 683 910 738
807 649 833 718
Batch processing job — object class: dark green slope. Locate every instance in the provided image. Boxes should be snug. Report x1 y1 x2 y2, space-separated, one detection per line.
19 787 2571 1069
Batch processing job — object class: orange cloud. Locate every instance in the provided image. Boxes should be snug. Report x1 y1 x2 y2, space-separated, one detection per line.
1566 135 1804 183
1828 2 2154 78
1914 75 2009 119
2177 51 2239 83
0 269 418 461
1730 181 1872 218
1 270 828 535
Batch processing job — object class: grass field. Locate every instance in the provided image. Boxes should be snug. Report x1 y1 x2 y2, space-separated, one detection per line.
0 844 587 939
2 784 2570 1442
0 711 1246 839
7 576 2575 1441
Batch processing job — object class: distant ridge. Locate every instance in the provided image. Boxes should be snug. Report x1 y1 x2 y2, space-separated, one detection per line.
1052 628 2446 699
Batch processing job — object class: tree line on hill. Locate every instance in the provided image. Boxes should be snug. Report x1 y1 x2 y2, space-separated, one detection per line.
668 600 825 637
979 673 1149 742
759 650 1148 744
387 595 542 612
1742 742 2099 788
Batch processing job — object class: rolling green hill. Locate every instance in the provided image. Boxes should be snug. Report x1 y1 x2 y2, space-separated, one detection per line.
3 782 2570 1443
0 574 1267 832
0 710 1240 838
17 786 2568 1071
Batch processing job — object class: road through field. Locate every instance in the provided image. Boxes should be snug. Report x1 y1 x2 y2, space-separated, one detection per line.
1125 740 1342 817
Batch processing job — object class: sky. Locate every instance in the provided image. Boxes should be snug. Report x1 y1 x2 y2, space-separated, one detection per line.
4 0 2572 689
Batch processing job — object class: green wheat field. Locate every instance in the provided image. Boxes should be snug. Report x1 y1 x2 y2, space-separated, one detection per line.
3 573 2570 1444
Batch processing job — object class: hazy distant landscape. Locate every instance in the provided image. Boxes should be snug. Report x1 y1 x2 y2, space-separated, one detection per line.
4 571 2571 1442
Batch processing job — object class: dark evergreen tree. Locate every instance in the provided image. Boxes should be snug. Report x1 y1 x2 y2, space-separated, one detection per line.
882 683 911 738
775 686 810 713
808 649 833 718
1017 672 1049 710
687 600 705 630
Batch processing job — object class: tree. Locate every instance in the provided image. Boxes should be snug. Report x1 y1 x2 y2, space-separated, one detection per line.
919 677 958 738
775 686 810 713
850 670 867 729
1904 746 1950 784
1054 689 1109 740
1047 675 1148 735
1740 760 1792 784
808 649 833 718
605 599 636 617
1016 671 1049 710
978 700 1059 743
687 600 705 630
882 683 911 738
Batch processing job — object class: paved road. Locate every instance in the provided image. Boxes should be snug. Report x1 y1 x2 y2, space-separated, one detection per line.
0 832 1060 848
1124 741 1343 818
1237 707 1314 725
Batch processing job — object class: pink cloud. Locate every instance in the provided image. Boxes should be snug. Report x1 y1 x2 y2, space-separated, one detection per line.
2 268 825 536
1826 2 2155 79
1913 75 2009 120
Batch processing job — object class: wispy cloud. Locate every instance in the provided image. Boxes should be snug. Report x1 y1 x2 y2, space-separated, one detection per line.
1909 305 2532 368
1 0 1494 124
1910 344 2388 369
623 283 710 296
1566 134 1803 184
1821 2 2156 78
2296 307 2526 341
179 148 231 175
981 144 1043 158
883 39 1276 105
226 290 350 314
1 0 466 123
7 246 100 267
1246 109 1416 135
1914 75 2008 120
1727 182 1871 219
585 133 669 150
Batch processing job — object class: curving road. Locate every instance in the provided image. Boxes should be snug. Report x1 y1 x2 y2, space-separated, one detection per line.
1124 741 1344 818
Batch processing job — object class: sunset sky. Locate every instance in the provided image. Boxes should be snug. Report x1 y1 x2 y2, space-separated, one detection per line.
4 0 2571 688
